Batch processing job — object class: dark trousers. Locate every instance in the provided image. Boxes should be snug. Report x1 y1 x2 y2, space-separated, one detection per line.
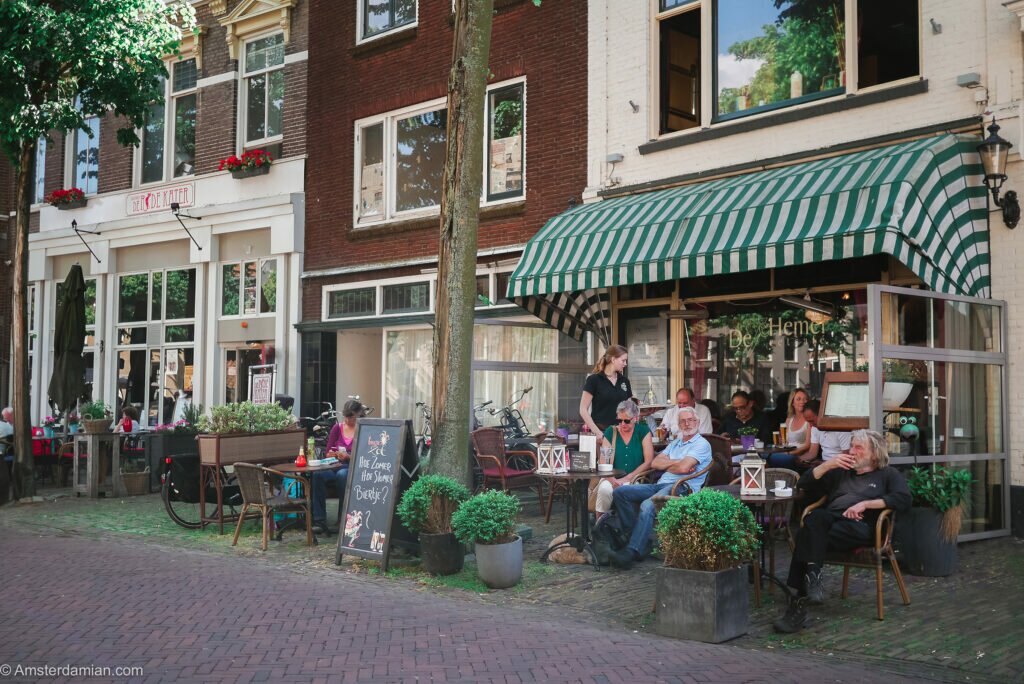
787 508 873 593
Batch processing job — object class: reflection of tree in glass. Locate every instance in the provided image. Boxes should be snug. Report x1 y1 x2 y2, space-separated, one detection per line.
267 70 284 137
174 94 196 172
492 96 522 138
222 264 240 316
118 274 149 323
164 269 196 319
395 109 448 212
260 262 276 313
718 0 843 115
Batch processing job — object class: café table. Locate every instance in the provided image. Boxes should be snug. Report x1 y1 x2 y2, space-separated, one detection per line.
710 483 804 606
267 460 347 545
539 468 623 568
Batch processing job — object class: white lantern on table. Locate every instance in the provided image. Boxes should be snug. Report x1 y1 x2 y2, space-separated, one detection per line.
739 453 766 495
536 436 568 474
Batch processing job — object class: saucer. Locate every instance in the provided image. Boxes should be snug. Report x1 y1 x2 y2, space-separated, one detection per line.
771 488 793 497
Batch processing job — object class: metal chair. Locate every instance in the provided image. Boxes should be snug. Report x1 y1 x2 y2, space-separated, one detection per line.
470 427 547 517
231 463 312 551
800 496 910 620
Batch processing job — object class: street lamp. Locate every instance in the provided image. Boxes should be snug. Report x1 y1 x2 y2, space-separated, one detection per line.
977 117 1020 229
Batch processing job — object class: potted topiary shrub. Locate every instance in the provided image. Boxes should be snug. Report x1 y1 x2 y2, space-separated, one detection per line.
897 465 972 576
451 489 522 589
653 488 761 643
80 400 112 433
397 474 471 575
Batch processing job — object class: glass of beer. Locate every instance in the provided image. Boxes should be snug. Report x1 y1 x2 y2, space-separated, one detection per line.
772 430 781 446
779 423 788 444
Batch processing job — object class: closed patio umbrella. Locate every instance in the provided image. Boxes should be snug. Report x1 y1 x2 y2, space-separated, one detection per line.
47 264 87 416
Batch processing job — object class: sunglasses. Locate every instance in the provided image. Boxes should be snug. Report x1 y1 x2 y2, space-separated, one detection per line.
617 418 634 425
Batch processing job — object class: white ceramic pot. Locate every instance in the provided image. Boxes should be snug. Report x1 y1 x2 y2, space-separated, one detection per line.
883 382 914 409
474 535 523 589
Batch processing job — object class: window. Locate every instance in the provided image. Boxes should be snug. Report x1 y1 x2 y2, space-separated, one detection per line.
33 137 46 203
655 0 920 133
327 287 376 319
243 34 285 148
356 80 525 225
72 112 100 195
382 282 430 314
360 0 416 41
140 59 198 185
221 258 277 316
119 270 196 325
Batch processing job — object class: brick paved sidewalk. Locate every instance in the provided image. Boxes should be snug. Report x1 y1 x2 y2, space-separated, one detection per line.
0 528 928 684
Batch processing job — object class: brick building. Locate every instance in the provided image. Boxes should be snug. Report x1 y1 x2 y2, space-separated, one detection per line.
20 0 308 425
299 0 588 428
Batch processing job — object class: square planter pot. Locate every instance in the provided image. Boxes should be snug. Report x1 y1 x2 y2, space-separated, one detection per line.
197 429 305 466
54 198 87 210
654 565 749 643
229 164 271 179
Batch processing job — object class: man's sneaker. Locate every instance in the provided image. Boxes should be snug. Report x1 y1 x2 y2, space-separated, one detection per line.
773 596 809 634
805 568 825 605
312 521 330 536
607 546 634 570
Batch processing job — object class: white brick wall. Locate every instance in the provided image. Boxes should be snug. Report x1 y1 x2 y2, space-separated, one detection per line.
591 1 1024 488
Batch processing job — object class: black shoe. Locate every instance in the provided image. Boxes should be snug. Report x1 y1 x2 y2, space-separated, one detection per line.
805 568 825 605
773 596 809 634
607 547 635 570
312 521 330 535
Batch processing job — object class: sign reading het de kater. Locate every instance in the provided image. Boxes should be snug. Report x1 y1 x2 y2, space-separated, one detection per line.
335 419 419 571
126 183 194 215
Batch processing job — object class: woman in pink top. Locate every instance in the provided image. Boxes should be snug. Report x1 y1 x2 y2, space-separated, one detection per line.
312 399 363 533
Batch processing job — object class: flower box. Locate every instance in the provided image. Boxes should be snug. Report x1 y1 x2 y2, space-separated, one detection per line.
230 164 270 179
197 429 304 466
46 188 87 210
219 149 273 179
56 197 87 210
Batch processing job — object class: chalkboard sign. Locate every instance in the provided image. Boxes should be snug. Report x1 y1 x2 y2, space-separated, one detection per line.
335 419 420 570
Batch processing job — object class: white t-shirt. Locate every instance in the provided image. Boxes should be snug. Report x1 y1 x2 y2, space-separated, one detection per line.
811 426 852 460
661 403 714 437
0 420 13 439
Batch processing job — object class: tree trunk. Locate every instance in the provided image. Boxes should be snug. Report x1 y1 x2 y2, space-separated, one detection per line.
429 0 494 486
12 140 36 500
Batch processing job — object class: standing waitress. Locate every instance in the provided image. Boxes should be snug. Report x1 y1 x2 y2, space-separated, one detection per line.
580 344 633 446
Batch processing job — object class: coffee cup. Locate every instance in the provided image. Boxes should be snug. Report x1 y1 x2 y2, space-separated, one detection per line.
774 479 786 491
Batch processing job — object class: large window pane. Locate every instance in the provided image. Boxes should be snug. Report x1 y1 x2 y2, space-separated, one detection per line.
488 84 524 200
119 274 149 323
625 315 669 404
222 264 240 316
244 34 284 73
260 259 277 314
173 93 196 177
363 0 415 39
659 6 701 134
34 137 46 203
267 69 284 138
382 282 429 314
473 325 560 364
246 73 267 141
160 347 195 424
715 0 844 119
164 269 196 320
395 108 447 212
880 292 1001 353
385 329 433 428
172 58 197 92
141 99 166 184
243 261 258 315
75 117 100 195
328 288 376 318
857 0 918 88
151 271 163 320
359 123 384 218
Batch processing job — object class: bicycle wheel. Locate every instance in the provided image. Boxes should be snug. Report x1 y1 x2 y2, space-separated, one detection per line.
162 472 214 529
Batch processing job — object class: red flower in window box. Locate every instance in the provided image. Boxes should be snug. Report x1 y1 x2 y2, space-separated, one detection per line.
219 149 273 177
45 187 86 208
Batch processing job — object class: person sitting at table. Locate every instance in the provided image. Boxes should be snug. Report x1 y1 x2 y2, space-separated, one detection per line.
790 399 851 469
719 390 772 444
0 407 13 439
114 406 141 433
606 407 712 569
592 400 655 519
767 388 812 466
660 388 713 439
310 399 361 534
774 429 910 633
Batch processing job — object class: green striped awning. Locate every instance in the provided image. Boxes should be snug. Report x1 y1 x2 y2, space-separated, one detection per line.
509 134 990 341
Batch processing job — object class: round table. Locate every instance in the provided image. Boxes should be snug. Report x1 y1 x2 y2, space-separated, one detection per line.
268 461 348 543
539 469 623 568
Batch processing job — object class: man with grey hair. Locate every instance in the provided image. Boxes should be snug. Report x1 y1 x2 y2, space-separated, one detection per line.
660 388 713 439
0 407 13 439
775 429 910 633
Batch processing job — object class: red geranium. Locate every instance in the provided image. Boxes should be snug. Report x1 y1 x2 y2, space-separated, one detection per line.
44 187 85 205
219 149 273 172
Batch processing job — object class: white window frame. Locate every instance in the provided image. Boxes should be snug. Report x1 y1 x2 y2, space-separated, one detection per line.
136 57 198 187
356 0 418 46
239 31 286 151
33 137 46 205
219 257 280 318
321 267 516 322
353 78 526 228
64 101 100 196
649 0 923 141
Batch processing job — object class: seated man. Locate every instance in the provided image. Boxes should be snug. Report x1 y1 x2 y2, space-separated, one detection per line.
720 390 772 444
607 406 713 569
0 407 13 439
660 387 713 439
774 429 911 633
793 399 851 468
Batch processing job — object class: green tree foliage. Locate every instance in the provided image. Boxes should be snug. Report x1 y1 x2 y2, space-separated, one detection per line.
0 0 195 499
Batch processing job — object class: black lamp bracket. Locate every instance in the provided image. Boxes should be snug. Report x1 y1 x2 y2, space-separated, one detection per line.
170 202 203 250
71 219 102 263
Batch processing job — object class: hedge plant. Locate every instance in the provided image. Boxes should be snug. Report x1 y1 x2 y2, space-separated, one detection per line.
199 401 294 434
655 488 760 571
397 475 471 535
451 490 520 545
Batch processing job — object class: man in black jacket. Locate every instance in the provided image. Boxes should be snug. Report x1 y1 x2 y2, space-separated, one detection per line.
774 429 911 633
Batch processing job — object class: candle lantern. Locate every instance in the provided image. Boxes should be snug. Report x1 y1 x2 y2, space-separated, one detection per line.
536 436 568 474
739 453 766 496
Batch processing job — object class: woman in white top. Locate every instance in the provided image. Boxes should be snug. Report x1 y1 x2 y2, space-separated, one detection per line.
769 388 811 466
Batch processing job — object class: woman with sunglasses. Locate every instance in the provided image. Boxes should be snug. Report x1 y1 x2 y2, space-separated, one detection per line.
311 399 363 534
591 400 654 518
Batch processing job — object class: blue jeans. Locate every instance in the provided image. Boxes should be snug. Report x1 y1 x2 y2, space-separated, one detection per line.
612 481 677 558
767 452 797 468
311 467 348 525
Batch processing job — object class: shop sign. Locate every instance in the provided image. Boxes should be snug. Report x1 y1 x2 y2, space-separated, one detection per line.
728 316 826 349
126 183 195 215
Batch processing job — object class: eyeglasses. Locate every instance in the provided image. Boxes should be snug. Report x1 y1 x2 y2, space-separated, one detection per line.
616 418 634 424
679 418 699 425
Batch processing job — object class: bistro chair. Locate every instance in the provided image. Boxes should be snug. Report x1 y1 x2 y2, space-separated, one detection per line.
231 463 312 551
470 427 547 517
58 441 85 488
800 496 911 620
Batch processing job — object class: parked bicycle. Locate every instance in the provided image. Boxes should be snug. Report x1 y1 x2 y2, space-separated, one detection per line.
414 399 492 465
298 402 337 458
161 453 242 529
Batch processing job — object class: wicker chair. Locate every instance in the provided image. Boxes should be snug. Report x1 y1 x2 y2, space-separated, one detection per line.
470 427 547 517
231 463 312 551
800 496 910 620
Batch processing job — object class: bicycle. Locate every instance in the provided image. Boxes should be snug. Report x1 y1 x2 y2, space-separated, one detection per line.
161 453 242 529
414 401 432 463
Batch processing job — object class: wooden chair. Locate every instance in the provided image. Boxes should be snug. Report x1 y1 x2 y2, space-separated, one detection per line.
470 427 547 517
231 463 312 551
58 441 84 487
800 496 910 620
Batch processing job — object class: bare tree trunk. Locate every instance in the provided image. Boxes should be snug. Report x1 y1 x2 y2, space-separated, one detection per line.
429 0 494 485
12 140 35 500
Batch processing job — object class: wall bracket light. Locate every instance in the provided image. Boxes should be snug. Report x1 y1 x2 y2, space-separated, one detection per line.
977 118 1021 229
170 201 204 249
